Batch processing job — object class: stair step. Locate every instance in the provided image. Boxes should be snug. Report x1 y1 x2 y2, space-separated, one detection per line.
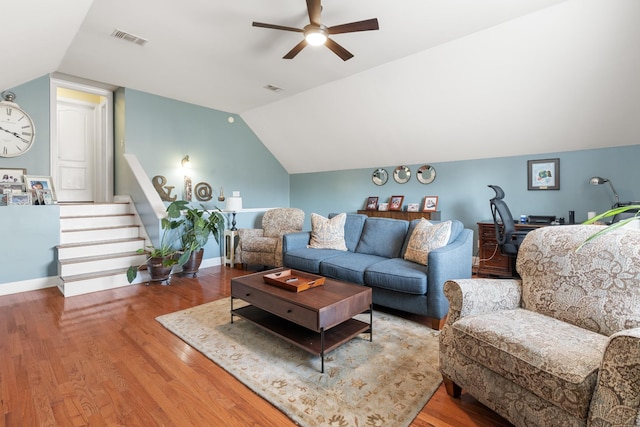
57 268 155 297
60 225 141 245
60 214 136 231
58 202 131 217
59 252 148 277
57 238 146 260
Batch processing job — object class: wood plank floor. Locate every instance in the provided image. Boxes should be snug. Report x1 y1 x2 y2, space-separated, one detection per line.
0 266 513 426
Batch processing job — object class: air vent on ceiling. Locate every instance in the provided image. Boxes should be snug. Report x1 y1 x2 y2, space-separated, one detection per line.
110 29 148 46
264 84 283 93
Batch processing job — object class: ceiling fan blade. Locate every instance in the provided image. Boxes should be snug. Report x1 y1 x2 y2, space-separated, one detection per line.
328 18 379 35
306 0 322 26
252 22 303 33
325 38 354 61
283 39 308 59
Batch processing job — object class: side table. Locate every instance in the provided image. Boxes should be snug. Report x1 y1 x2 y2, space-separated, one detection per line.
224 229 239 268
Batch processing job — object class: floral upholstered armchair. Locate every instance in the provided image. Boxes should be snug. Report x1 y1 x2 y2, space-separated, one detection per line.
440 225 640 427
238 208 305 268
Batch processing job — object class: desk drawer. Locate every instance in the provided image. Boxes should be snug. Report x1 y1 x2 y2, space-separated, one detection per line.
232 282 318 331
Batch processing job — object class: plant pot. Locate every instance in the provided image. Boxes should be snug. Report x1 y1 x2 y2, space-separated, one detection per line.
147 256 174 284
181 249 204 277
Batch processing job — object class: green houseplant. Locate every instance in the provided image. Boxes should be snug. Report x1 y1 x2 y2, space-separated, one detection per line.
126 213 182 283
578 204 640 250
167 200 226 276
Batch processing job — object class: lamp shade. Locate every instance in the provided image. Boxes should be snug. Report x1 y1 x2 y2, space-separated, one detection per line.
226 195 242 212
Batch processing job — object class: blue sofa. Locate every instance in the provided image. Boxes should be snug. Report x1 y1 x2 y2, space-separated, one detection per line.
282 213 473 329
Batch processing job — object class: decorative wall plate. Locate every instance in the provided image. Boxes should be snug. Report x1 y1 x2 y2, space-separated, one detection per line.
416 165 436 184
372 168 388 186
393 166 411 184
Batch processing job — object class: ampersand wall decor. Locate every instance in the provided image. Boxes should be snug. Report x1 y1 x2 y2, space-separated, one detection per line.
152 175 177 202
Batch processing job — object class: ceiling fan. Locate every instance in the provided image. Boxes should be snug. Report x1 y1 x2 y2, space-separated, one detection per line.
252 0 379 61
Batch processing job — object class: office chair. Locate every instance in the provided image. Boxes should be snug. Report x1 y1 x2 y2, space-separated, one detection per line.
488 185 533 257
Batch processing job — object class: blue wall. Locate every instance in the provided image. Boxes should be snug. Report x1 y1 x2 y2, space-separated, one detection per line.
118 89 290 217
0 75 51 175
290 145 640 255
2 73 639 286
1 77 290 285
115 89 291 258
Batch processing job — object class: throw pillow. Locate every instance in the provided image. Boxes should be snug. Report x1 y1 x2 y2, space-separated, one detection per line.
308 213 348 251
404 219 452 266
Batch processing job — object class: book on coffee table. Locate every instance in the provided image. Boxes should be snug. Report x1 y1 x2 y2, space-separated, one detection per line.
263 269 325 292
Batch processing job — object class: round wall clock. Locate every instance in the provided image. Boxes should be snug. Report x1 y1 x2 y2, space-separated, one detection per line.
0 91 36 157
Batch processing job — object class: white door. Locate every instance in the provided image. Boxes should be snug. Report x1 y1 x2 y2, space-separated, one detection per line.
55 99 96 202
50 78 114 203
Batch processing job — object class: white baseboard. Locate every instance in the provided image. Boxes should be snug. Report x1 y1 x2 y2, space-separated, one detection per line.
0 276 58 297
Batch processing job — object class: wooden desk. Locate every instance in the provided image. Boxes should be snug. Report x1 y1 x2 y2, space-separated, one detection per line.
477 221 546 278
357 210 441 221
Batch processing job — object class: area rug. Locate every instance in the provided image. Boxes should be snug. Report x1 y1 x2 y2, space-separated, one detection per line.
156 298 442 427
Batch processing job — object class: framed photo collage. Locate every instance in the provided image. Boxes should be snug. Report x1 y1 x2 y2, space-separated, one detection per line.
0 168 57 206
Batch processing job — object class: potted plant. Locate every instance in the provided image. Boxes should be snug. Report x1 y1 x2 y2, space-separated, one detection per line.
126 207 184 284
578 204 640 249
167 200 226 277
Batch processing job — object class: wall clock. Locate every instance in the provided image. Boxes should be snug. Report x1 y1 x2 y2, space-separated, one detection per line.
0 91 36 157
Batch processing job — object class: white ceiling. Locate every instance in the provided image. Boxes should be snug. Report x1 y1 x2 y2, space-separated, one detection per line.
4 0 639 173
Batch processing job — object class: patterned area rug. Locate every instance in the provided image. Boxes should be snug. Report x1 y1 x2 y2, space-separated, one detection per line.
156 298 442 427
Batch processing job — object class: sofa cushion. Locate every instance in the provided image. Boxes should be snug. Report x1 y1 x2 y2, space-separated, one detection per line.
329 213 367 252
355 218 409 258
401 219 463 257
404 219 452 266
283 247 346 274
308 213 348 251
320 253 387 284
452 308 608 419
364 258 428 295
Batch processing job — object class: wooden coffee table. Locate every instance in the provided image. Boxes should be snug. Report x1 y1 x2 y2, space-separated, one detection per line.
230 268 372 373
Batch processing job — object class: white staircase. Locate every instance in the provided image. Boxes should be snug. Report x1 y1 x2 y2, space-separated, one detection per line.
57 201 150 297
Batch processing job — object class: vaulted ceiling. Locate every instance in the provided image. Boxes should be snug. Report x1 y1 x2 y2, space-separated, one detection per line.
5 0 640 173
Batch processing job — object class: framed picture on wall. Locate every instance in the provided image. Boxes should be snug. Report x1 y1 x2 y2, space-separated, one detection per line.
23 175 57 202
366 196 379 210
389 195 404 211
423 196 439 212
528 158 560 190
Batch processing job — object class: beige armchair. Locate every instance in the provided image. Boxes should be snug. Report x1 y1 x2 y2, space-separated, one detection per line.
237 208 305 268
440 225 640 427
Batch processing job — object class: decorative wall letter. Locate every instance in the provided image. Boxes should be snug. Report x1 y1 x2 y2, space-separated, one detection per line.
152 175 177 202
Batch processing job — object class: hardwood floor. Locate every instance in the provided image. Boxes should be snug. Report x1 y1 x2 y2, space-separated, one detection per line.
0 266 513 426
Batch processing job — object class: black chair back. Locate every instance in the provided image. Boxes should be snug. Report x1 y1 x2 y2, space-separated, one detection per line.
488 185 531 256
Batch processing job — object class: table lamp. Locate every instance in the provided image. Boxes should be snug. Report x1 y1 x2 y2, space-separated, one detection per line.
226 191 243 230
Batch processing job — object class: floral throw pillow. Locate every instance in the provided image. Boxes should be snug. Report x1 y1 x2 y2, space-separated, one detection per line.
307 213 348 251
404 219 452 266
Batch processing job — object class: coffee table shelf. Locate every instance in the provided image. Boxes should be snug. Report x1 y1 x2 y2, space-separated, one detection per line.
232 304 370 355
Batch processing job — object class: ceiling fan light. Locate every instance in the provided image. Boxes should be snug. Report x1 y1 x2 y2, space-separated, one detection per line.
305 31 327 46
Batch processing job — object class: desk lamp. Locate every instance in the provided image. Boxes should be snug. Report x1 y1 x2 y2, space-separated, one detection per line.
589 177 619 208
